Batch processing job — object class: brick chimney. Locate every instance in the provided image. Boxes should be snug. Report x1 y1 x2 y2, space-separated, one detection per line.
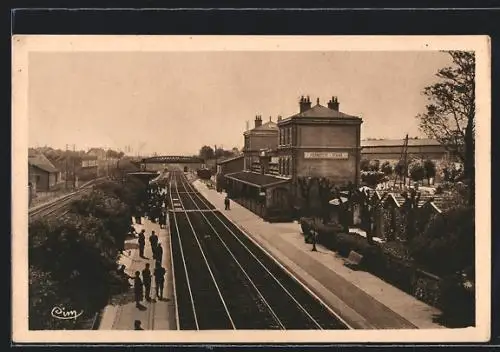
254 115 262 128
299 95 312 113
328 96 339 111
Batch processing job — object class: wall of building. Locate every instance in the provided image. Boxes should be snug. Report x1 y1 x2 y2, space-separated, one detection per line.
220 157 244 175
247 133 278 151
29 165 54 192
361 146 449 162
295 150 358 185
292 123 359 185
297 124 358 147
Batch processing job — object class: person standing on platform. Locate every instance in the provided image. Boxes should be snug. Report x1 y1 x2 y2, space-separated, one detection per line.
149 231 159 258
224 196 230 210
155 242 163 264
160 212 167 229
138 230 146 258
133 271 143 308
134 320 144 330
142 263 152 301
154 260 166 299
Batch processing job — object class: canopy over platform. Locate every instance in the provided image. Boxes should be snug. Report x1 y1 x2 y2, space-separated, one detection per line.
225 171 291 189
127 171 159 184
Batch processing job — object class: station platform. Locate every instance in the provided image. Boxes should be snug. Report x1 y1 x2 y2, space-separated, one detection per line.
192 179 444 330
98 217 176 330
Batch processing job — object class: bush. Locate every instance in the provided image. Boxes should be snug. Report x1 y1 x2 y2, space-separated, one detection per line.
360 159 370 172
361 171 386 187
29 266 75 330
368 159 380 172
314 222 344 250
408 159 425 184
439 274 475 327
394 160 406 179
381 161 393 176
334 232 374 257
70 190 132 250
423 159 437 184
372 253 416 293
409 205 474 277
29 214 128 329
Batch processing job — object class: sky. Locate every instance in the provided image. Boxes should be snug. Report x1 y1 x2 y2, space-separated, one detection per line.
28 51 452 156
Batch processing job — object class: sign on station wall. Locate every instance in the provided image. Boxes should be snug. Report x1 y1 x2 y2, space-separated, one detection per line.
304 152 349 159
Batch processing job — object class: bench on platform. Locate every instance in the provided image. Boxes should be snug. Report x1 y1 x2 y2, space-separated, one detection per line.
344 250 364 270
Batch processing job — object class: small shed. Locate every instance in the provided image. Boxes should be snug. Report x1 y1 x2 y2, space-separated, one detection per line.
28 153 60 192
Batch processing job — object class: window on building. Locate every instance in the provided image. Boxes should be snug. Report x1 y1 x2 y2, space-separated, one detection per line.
288 127 292 145
279 158 282 174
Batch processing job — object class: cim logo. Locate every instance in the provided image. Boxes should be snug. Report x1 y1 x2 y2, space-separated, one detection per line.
51 306 84 320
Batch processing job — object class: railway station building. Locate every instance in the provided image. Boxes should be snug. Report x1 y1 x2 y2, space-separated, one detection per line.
224 96 363 221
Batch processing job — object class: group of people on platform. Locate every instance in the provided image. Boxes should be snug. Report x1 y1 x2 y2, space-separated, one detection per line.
145 184 168 228
137 229 163 262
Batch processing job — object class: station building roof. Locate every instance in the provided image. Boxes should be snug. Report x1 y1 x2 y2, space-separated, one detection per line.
225 171 291 188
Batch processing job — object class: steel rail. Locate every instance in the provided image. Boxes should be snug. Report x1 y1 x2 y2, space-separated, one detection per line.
168 176 200 330
165 175 181 330
183 172 353 330
173 171 236 329
179 173 285 330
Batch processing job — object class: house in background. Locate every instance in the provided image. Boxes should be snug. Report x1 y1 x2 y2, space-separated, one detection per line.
86 147 107 160
87 147 118 177
28 152 61 192
215 154 245 191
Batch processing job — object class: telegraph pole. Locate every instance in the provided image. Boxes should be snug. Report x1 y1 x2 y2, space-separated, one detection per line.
73 144 76 188
65 144 68 190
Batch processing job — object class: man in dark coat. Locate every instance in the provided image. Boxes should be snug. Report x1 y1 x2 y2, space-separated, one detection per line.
134 320 144 330
142 263 152 301
155 242 163 264
133 271 143 307
138 230 146 258
154 260 166 299
224 196 230 210
149 231 159 258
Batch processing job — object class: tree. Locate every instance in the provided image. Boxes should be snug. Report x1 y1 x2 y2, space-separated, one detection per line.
417 51 475 204
29 214 127 325
214 148 225 159
423 159 437 185
316 178 338 224
369 159 380 172
409 159 426 185
70 189 132 251
381 161 393 177
360 159 370 172
409 205 474 277
361 171 386 187
199 145 215 161
394 160 407 181
297 177 313 216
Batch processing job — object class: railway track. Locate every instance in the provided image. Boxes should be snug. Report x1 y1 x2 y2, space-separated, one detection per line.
29 177 108 221
168 169 351 330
